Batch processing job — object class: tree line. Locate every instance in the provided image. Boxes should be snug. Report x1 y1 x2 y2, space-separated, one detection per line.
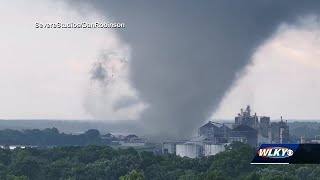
0 128 102 146
0 141 319 180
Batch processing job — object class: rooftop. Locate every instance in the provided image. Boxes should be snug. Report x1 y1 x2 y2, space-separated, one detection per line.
200 121 219 129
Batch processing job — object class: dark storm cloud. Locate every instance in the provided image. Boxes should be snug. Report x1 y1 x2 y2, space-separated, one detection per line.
90 51 119 84
91 62 107 82
69 0 320 137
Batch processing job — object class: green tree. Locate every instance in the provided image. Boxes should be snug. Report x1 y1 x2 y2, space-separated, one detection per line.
120 170 145 180
84 129 101 145
178 170 201 180
9 151 40 180
204 170 228 180
258 169 298 180
208 141 257 178
243 172 261 180
6 175 29 180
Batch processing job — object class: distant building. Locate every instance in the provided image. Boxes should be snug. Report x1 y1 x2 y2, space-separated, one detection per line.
270 117 289 143
310 140 320 144
176 143 203 158
162 141 180 154
175 136 227 158
101 133 120 145
234 105 259 129
198 121 230 143
259 116 271 138
0 145 37 150
204 143 229 156
119 134 146 147
232 105 291 145
258 134 270 146
198 121 219 138
217 125 231 141
164 105 291 158
229 125 258 147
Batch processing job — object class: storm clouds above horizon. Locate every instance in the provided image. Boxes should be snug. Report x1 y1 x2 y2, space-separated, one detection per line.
1 1 320 136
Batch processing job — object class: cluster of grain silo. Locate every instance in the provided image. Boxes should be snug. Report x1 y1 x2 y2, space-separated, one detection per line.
204 144 229 156
162 105 291 158
176 143 203 158
174 135 228 158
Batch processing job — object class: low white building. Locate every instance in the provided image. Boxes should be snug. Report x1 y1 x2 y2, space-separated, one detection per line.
162 141 184 154
204 143 229 156
0 145 37 150
176 136 219 158
176 143 203 158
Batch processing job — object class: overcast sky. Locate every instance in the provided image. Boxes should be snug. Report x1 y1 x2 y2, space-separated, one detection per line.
0 0 143 120
0 1 320 136
212 16 320 119
214 16 320 120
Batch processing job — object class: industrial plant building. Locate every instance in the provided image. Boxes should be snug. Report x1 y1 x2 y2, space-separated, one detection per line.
162 105 290 158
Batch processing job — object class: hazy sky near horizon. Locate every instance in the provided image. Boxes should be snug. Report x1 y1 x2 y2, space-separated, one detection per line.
0 0 320 130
